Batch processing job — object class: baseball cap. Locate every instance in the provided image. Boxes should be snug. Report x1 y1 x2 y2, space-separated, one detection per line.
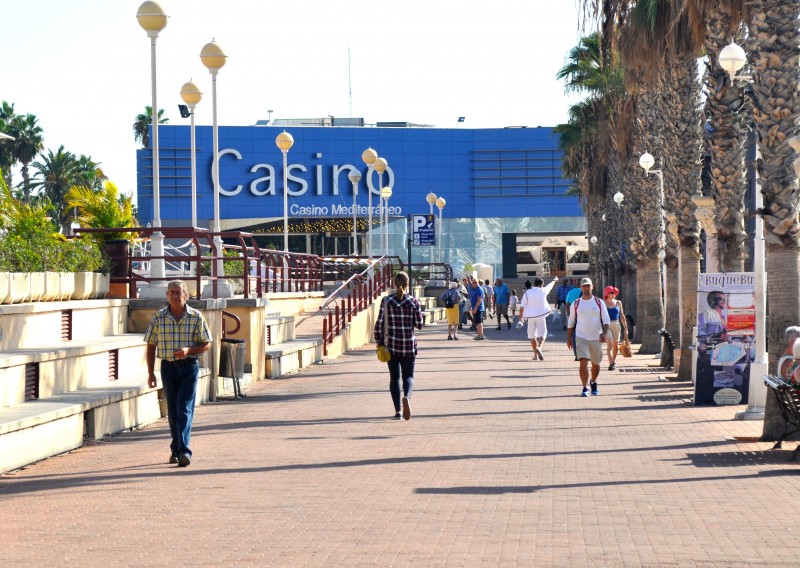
580 278 593 286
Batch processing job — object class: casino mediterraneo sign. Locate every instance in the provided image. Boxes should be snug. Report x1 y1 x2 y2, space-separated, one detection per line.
211 148 401 217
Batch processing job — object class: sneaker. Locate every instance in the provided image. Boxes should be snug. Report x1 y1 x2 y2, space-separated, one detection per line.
590 382 599 396
581 387 589 397
178 454 191 467
474 335 485 341
447 335 453 340
169 455 178 464
537 350 544 361
496 327 501 331
507 323 512 329
609 362 616 370
402 397 411 421
393 412 402 420
453 336 459 340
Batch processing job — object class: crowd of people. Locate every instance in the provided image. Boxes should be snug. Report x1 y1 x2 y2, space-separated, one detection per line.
372 273 636 419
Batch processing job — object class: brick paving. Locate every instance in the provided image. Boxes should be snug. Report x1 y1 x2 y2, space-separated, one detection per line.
2 322 798 567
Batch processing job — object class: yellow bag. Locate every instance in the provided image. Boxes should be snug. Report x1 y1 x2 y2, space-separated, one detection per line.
376 296 391 362
620 339 633 358
377 345 391 362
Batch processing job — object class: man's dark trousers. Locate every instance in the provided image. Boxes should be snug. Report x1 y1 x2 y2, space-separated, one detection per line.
161 359 199 458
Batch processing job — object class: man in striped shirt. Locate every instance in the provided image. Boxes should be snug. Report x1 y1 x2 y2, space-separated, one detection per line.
145 280 212 467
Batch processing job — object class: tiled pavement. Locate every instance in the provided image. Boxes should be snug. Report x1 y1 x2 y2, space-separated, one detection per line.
2 321 798 567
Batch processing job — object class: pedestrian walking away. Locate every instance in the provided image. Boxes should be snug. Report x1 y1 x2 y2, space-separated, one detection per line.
440 280 462 340
469 277 487 340
374 271 424 420
603 286 628 371
519 276 558 361
144 280 212 467
566 278 610 397
494 277 512 330
482 279 495 319
509 289 519 324
556 278 573 330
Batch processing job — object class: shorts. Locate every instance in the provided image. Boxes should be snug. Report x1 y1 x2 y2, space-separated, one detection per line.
608 321 622 343
446 306 460 325
472 310 484 324
575 337 604 365
496 304 509 318
527 316 547 339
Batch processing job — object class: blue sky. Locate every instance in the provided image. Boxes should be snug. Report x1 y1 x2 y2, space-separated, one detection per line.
2 0 585 197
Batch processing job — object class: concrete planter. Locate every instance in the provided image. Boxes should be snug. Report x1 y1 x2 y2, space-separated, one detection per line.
0 272 10 304
8 273 31 303
29 272 46 302
94 273 110 298
42 271 60 301
58 272 75 301
73 272 94 300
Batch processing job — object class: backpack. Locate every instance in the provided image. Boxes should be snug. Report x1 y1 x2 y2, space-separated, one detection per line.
445 290 456 309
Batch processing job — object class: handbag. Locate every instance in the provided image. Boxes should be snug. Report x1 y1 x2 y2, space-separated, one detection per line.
620 339 632 358
376 296 392 362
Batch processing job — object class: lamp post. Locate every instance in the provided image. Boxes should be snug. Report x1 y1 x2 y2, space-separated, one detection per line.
639 151 669 352
361 148 378 257
381 186 393 257
426 192 437 215
719 41 749 83
200 39 227 280
348 171 361 255
373 157 388 257
435 196 446 264
180 80 202 228
136 1 167 285
276 131 295 252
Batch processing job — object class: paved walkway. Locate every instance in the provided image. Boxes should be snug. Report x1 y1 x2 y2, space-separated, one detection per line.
2 322 797 567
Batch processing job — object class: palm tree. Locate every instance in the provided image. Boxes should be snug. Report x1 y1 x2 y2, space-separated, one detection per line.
9 113 45 204
133 106 168 148
0 102 17 184
66 180 137 244
746 0 800 439
30 146 96 235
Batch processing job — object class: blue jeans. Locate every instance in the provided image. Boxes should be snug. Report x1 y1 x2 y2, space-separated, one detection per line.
161 359 199 458
387 355 415 412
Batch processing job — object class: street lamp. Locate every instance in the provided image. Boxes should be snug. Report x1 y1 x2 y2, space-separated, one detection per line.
719 41 749 83
136 1 167 286
348 171 361 255
426 192 438 215
361 148 378 257
639 151 669 350
435 196 446 264
613 191 624 207
381 186 393 257
590 236 598 245
200 39 228 280
373 157 388 257
276 131 295 252
180 80 202 229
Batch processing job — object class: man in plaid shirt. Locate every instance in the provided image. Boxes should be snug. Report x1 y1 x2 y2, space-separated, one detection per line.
145 280 211 467
374 272 423 420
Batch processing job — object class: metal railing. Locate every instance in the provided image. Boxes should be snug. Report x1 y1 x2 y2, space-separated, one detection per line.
319 256 396 356
72 227 323 298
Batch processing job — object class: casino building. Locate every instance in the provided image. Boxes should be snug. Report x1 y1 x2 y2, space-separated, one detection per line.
135 119 588 278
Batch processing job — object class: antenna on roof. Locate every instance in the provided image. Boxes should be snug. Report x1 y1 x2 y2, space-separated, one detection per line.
348 46 353 118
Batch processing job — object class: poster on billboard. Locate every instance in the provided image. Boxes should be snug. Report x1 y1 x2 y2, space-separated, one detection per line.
694 273 756 406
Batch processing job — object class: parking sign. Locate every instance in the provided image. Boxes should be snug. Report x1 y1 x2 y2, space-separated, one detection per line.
412 214 436 246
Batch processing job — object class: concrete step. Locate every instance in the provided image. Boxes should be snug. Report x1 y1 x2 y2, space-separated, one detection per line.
0 368 210 474
264 339 323 379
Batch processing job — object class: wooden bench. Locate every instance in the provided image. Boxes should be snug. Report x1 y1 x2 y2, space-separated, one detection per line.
764 374 800 461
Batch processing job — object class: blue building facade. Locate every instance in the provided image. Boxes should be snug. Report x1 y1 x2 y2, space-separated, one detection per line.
136 125 587 276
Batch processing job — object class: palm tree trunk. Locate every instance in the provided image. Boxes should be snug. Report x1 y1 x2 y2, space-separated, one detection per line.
748 0 800 439
21 162 31 204
633 257 663 354
676 245 700 381
661 253 680 367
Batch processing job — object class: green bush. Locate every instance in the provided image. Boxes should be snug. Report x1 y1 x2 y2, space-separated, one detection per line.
200 248 247 278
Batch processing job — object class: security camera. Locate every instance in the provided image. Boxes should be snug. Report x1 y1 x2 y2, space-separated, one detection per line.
178 104 191 119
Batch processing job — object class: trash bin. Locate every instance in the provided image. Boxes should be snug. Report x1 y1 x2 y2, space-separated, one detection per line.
220 338 246 398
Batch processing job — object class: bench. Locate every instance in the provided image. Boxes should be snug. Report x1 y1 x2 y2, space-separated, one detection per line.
764 374 800 461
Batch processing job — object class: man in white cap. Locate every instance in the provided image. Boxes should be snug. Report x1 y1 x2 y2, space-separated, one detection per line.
566 278 610 397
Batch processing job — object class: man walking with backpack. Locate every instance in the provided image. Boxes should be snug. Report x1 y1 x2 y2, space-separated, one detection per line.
566 278 610 397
